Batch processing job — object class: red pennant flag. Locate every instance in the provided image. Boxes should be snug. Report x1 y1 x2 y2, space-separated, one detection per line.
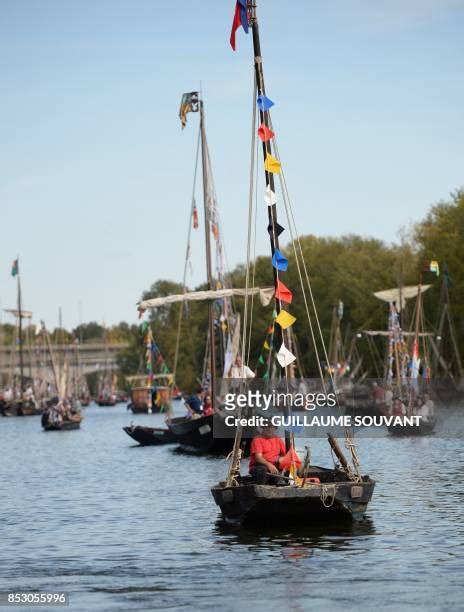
258 123 274 142
192 204 199 229
275 279 293 304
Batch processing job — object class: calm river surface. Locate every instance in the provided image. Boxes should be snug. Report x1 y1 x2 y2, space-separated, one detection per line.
1 402 464 611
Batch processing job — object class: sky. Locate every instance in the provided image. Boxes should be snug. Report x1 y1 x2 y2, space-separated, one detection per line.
1 0 463 329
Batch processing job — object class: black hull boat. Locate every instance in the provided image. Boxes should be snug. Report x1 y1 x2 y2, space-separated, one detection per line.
388 418 436 437
123 425 177 446
168 415 232 454
1 400 42 417
212 467 375 525
97 398 116 407
41 412 82 431
168 414 252 455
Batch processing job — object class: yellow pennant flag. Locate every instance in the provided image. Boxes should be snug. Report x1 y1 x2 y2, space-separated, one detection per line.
264 153 281 174
275 310 296 329
263 340 270 350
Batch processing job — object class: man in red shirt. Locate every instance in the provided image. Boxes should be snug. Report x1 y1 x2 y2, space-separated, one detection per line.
249 424 286 484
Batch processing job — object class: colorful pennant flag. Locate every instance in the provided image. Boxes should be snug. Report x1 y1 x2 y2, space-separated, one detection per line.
230 0 249 51
264 154 281 174
275 310 296 330
258 355 265 365
192 203 199 229
263 340 270 350
275 279 293 304
276 342 296 367
11 259 18 277
267 221 285 236
272 249 288 271
258 123 274 142
423 259 440 276
264 185 277 206
257 95 274 111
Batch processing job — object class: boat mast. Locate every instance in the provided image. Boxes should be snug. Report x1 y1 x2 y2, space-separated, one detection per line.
200 98 217 406
16 259 25 395
409 272 423 410
249 1 290 450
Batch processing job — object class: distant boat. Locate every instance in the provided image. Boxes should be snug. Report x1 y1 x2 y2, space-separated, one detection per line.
41 401 83 431
2 258 42 417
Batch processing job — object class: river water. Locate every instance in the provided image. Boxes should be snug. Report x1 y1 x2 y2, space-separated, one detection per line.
1 402 464 611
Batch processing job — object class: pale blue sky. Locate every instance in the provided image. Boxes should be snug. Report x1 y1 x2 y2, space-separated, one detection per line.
1 0 463 328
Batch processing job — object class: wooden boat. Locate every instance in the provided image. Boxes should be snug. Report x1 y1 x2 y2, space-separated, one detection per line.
167 414 252 455
1 399 42 417
212 466 375 524
127 385 170 414
211 1 375 526
123 424 178 446
96 394 116 406
388 417 436 436
41 411 82 431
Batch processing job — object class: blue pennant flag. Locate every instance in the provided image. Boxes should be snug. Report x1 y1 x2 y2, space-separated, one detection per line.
257 95 274 112
272 249 288 271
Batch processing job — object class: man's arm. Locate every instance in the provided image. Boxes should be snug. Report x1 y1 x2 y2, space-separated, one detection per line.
254 452 279 474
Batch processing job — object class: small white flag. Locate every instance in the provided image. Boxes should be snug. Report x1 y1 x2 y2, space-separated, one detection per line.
264 185 277 206
276 342 296 367
35 324 41 336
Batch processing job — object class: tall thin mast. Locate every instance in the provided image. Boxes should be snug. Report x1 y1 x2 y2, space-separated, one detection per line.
249 2 290 450
17 259 25 394
200 99 216 405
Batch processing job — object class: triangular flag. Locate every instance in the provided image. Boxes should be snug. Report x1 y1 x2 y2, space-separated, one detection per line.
276 342 296 367
275 310 296 330
258 355 265 365
258 123 274 142
257 95 274 111
272 249 288 271
264 154 281 174
275 279 293 304
272 309 277 319
267 221 285 236
264 185 277 206
263 340 270 350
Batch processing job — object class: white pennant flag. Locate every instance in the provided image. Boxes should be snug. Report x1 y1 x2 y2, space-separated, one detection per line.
276 342 296 367
264 185 277 206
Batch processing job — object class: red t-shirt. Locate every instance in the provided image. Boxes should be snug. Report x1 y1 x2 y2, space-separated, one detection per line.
249 436 286 471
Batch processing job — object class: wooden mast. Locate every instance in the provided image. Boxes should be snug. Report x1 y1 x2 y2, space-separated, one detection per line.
16 258 25 395
249 0 290 451
199 98 217 406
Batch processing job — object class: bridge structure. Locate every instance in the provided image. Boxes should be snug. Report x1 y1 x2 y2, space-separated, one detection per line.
0 343 129 383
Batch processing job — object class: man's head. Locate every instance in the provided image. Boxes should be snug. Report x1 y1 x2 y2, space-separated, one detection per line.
235 355 242 367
